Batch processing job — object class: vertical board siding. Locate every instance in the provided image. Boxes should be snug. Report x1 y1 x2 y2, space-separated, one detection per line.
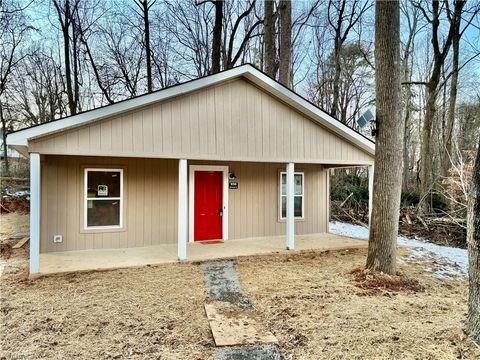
40 156 178 253
189 161 328 240
41 156 329 253
31 79 373 165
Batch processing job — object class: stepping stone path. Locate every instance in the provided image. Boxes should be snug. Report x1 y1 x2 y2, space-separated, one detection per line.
200 260 285 360
200 260 253 309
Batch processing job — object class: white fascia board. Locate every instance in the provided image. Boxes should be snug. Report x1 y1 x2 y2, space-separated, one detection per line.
6 66 251 147
243 68 375 156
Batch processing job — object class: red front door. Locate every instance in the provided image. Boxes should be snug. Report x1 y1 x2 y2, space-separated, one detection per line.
194 171 223 241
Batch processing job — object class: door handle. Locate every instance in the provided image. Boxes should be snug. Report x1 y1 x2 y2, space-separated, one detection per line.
218 208 223 217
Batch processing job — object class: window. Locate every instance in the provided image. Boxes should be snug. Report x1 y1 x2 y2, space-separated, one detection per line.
84 169 123 229
280 171 304 219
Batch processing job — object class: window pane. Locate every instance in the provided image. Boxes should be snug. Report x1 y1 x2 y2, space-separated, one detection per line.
294 174 303 195
87 171 121 197
281 196 286 218
281 173 286 195
294 196 302 217
87 200 120 227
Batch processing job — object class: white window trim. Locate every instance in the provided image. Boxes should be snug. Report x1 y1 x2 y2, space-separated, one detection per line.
84 168 124 230
279 171 304 220
188 165 229 243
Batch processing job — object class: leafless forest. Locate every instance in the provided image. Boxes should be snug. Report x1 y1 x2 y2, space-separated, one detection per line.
1 0 479 225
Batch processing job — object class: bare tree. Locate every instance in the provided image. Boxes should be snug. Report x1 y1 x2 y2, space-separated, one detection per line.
52 0 81 115
400 0 422 191
134 0 156 92
413 0 465 213
442 3 479 178
0 0 32 172
366 0 403 275
263 0 276 77
211 0 223 73
223 1 263 69
327 0 372 118
467 137 480 342
278 0 291 87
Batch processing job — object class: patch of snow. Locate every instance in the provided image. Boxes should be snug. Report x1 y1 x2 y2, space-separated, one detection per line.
329 221 468 279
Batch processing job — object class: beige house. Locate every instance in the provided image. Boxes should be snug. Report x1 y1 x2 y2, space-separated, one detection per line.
7 64 375 274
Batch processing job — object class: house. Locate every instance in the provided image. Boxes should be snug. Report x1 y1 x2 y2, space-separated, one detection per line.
6 64 375 275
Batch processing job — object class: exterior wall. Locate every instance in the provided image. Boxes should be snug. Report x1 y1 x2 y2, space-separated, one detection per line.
30 79 373 165
40 156 329 253
40 156 178 253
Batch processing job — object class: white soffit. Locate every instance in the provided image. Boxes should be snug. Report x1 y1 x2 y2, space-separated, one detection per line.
7 64 375 155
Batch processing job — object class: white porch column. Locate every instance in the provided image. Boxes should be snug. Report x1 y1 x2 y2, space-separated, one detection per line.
29 153 41 274
178 159 188 260
368 164 374 229
286 162 295 250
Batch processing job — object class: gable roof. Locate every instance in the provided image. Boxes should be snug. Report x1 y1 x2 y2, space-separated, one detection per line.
7 64 375 156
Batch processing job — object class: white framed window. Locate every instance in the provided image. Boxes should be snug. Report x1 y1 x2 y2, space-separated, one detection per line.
84 168 123 230
279 171 304 220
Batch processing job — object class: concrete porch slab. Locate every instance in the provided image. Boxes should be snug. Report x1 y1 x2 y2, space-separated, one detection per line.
39 233 367 275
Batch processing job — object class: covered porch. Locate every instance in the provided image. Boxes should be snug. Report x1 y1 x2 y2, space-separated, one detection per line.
39 232 368 275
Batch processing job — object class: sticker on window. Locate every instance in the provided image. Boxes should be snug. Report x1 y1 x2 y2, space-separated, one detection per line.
97 185 108 197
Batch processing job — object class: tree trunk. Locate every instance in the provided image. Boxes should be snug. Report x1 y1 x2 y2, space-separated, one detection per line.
142 0 153 92
418 0 465 214
467 139 480 342
211 0 223 74
278 0 291 88
366 0 403 275
72 17 80 113
331 37 341 119
442 28 461 178
264 0 276 78
402 101 411 192
62 0 76 116
419 83 436 211
0 102 9 175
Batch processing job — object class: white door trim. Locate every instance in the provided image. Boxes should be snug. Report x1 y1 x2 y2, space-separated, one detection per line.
188 165 229 243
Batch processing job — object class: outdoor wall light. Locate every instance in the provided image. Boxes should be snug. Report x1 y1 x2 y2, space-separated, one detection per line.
370 119 377 137
229 172 237 180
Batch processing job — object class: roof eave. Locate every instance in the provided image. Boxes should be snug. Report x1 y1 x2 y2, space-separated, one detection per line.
6 64 375 157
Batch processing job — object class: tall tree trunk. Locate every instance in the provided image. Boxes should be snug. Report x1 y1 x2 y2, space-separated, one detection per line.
331 36 341 119
0 102 9 175
402 101 411 192
62 0 76 115
211 0 223 74
366 0 403 275
278 0 291 87
442 27 461 178
264 0 276 78
418 0 465 214
467 139 480 342
72 18 80 113
419 83 436 209
142 0 153 92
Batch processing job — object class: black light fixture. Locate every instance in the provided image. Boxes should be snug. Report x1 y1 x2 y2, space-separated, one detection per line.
370 119 377 137
229 172 237 180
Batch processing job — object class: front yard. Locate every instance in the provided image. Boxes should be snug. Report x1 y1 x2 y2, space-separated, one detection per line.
0 213 478 359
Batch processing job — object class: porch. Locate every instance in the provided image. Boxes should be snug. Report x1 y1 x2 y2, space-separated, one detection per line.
39 232 367 275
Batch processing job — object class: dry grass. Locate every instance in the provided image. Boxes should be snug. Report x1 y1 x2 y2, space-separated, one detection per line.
0 213 29 241
236 249 479 359
0 212 478 359
1 264 214 359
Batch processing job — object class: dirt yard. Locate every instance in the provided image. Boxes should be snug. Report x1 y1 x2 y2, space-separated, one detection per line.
1 214 479 359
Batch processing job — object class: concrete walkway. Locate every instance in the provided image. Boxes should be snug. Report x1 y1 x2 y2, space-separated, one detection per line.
39 232 367 274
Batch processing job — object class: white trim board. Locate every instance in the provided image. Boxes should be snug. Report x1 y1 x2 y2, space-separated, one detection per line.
7 64 375 156
188 165 229 243
83 168 124 231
